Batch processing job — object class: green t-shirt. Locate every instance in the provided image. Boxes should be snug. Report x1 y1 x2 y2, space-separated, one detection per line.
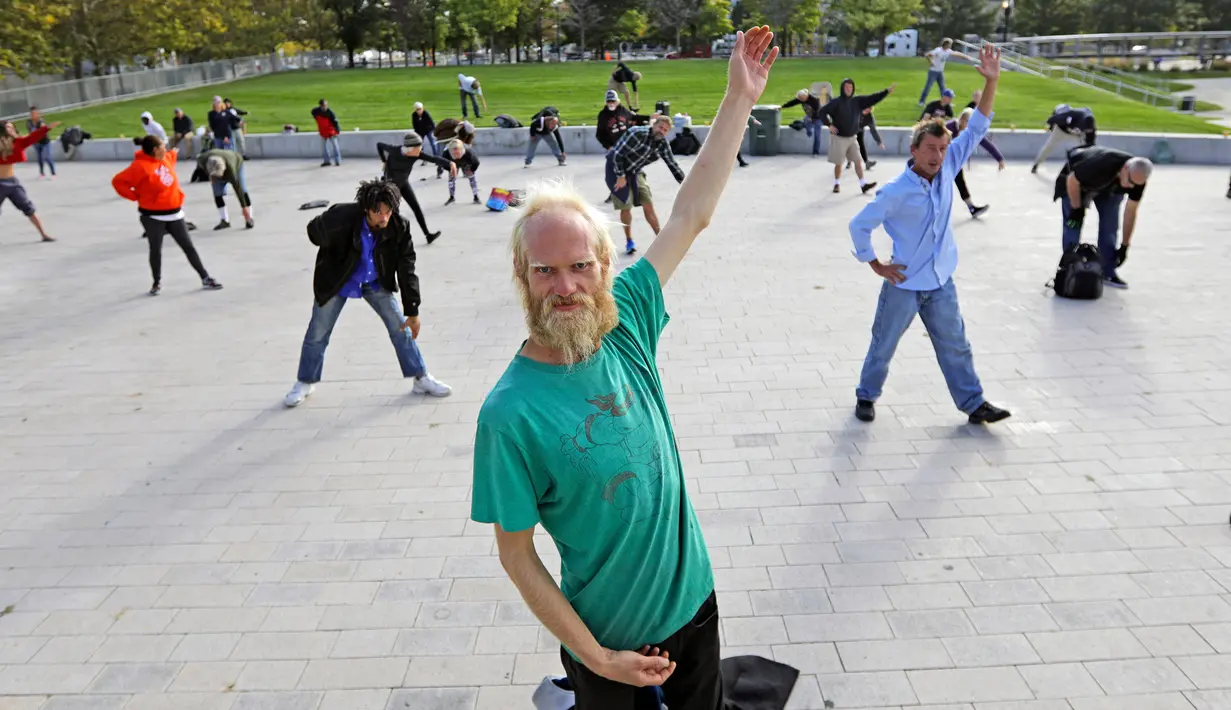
470 258 713 653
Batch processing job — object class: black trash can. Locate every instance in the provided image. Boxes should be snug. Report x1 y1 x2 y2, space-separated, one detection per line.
655 100 670 115
1179 95 1197 112
750 104 781 156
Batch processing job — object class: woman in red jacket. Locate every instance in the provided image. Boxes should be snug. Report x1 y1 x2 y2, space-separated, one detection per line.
112 135 223 295
0 119 59 242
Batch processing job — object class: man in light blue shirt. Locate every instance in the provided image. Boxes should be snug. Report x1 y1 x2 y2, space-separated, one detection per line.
849 43 1012 426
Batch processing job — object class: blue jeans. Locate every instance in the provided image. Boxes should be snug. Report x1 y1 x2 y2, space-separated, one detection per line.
525 134 563 165
1061 192 1123 280
460 90 481 117
296 286 426 384
34 143 55 176
919 70 947 103
857 279 985 414
212 136 231 150
321 136 341 164
803 117 823 156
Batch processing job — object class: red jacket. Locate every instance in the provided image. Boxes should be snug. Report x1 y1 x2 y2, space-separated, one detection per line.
111 149 185 216
0 125 50 165
312 106 340 138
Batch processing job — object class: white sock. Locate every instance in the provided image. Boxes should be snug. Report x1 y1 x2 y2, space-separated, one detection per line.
218 206 229 222
859 178 867 187
833 178 840 186
246 205 254 219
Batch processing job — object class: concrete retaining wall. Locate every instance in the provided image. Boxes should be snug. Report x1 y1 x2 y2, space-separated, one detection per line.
44 124 1231 166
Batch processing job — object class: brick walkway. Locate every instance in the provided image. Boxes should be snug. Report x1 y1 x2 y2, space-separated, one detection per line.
1 154 1230 710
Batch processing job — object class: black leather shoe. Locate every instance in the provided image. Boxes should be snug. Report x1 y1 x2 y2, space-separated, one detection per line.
968 402 1011 424
855 399 875 422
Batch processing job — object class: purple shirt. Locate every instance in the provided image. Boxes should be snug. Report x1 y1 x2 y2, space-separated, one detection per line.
339 220 377 298
946 119 1003 163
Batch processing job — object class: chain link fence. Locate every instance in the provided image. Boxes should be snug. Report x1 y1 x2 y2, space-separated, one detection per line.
0 51 350 121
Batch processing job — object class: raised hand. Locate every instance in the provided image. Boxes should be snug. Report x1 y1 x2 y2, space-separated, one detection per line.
976 43 1002 81
727 25 779 104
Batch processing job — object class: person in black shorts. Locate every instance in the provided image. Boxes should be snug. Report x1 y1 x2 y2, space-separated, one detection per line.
1055 146 1152 290
378 132 457 243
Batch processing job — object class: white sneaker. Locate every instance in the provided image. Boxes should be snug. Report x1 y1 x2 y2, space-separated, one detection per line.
412 374 452 397
284 381 315 407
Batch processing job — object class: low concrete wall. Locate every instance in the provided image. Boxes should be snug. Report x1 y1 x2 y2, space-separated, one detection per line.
50 124 1231 166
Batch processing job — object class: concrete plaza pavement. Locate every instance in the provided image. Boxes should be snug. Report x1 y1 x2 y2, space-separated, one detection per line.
2 152 1231 710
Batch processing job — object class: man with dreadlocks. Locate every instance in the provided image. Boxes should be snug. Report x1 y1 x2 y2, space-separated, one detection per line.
283 178 452 407
1 118 60 242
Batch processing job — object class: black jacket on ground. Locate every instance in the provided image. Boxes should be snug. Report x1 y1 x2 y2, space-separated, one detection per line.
172 114 194 135
596 105 649 149
819 79 889 137
412 110 436 137
306 203 420 316
377 143 452 182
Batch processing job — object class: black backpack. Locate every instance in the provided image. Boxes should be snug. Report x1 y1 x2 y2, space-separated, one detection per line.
1052 243 1103 299
494 114 521 128
670 128 701 156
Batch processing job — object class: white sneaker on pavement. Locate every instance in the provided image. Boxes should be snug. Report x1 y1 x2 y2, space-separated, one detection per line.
412 374 452 397
284 381 315 407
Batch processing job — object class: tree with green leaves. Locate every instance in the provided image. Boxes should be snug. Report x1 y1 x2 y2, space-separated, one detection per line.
323 0 385 66
917 0 993 49
0 0 68 78
830 0 922 55
1011 0 1088 35
564 0 604 54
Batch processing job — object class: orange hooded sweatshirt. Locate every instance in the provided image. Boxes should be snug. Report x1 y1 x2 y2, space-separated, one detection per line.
111 148 185 216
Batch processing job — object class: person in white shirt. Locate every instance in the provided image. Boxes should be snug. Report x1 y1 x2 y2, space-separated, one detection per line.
140 111 168 143
458 74 487 118
918 38 973 106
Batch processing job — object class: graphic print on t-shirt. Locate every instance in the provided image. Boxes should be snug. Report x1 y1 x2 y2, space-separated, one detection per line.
559 383 664 525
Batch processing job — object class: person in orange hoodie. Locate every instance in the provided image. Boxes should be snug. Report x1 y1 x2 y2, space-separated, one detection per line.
112 135 223 296
311 99 341 167
0 118 60 242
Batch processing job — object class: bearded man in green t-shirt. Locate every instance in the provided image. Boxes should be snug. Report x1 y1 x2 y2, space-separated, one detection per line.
470 26 779 710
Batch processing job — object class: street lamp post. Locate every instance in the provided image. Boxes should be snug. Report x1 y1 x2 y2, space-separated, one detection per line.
1001 0 1013 44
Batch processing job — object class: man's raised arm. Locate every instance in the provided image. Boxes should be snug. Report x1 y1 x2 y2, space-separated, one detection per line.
644 25 778 287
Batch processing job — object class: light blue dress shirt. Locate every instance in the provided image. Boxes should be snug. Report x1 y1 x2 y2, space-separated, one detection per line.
849 109 993 291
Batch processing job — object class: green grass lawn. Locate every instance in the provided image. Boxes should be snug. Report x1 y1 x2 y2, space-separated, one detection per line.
44 57 1227 138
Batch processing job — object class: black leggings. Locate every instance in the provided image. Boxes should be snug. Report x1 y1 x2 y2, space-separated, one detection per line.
395 180 432 237
140 216 208 284
954 169 971 201
856 131 869 163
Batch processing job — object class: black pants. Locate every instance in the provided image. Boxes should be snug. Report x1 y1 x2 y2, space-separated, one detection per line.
560 591 723 710
856 131 868 163
140 216 208 284
394 179 432 237
954 169 970 202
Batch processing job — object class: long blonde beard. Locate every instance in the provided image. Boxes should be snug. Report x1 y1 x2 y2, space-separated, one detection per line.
516 270 619 367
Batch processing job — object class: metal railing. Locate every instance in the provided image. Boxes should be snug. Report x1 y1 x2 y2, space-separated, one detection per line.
0 51 349 121
956 39 1180 109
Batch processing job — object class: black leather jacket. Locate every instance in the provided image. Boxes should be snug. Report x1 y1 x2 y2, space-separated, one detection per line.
306 203 420 315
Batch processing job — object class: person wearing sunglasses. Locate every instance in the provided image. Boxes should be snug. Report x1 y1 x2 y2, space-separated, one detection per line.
1054 146 1153 290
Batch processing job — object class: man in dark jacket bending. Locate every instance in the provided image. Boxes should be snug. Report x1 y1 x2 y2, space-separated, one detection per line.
283 178 453 408
819 77 895 194
378 132 457 243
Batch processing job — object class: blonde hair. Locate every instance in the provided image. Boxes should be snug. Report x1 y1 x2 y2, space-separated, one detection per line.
448 139 465 153
510 180 616 281
0 122 13 160
958 107 974 124
911 118 951 148
651 114 672 129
